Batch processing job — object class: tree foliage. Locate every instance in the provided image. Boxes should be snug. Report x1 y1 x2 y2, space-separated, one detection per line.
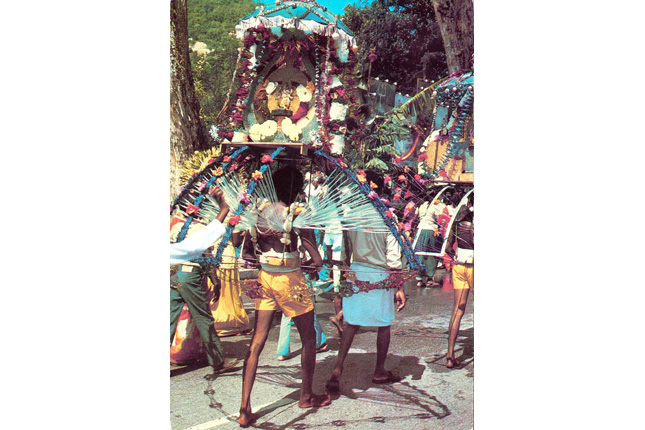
187 0 258 127
343 0 446 94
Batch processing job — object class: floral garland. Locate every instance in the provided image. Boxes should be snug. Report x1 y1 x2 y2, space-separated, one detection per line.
336 271 414 298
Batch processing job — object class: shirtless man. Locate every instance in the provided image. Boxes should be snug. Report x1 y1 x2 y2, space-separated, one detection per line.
237 166 331 427
444 193 474 368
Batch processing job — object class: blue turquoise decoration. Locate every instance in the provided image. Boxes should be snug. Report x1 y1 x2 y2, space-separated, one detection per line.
173 146 250 243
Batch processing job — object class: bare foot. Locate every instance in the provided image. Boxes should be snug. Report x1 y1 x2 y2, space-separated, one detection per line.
238 411 258 428
298 393 332 408
325 378 340 393
331 316 343 336
446 357 461 369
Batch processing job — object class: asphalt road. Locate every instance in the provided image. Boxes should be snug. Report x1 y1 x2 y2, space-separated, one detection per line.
170 275 474 430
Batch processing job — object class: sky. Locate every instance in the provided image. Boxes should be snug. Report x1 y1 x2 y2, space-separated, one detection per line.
258 0 366 16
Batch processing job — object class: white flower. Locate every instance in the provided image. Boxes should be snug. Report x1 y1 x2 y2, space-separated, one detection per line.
296 84 312 102
262 120 277 137
329 102 348 120
281 117 301 141
249 123 263 141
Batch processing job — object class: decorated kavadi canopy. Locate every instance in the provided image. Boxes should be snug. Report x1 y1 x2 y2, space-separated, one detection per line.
212 0 360 156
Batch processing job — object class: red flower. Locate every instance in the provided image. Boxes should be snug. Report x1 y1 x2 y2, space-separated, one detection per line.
261 154 273 164
418 153 428 162
384 176 391 184
405 190 413 199
368 53 377 63
414 174 421 181
186 204 199 215
228 215 241 226
223 156 232 163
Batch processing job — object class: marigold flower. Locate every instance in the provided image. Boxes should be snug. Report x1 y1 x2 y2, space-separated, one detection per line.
214 167 224 177
228 215 241 226
252 170 263 181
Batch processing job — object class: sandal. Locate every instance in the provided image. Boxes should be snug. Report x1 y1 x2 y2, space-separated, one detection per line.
416 280 425 288
316 343 330 353
371 370 402 384
213 358 243 374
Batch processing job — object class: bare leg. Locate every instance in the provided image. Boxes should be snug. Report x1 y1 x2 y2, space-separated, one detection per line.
238 309 275 427
292 310 331 408
447 288 470 368
373 325 391 379
331 309 344 336
326 322 360 391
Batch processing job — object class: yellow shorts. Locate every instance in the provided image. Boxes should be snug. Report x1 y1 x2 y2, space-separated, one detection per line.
452 264 474 290
255 269 314 318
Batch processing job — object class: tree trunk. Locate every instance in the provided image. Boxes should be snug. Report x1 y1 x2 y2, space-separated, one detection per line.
170 0 210 200
431 0 474 73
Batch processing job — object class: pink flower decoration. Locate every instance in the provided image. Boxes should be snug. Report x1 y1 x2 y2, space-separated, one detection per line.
405 190 413 199
261 154 273 164
418 153 428 162
381 198 390 206
368 191 378 199
414 174 421 181
385 209 394 219
384 176 391 184
239 192 251 204
398 175 407 183
393 194 401 202
368 53 377 63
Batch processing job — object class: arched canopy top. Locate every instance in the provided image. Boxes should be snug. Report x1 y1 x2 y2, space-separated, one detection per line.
236 0 355 46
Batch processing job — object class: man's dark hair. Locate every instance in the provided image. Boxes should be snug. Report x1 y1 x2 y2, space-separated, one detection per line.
273 165 304 205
